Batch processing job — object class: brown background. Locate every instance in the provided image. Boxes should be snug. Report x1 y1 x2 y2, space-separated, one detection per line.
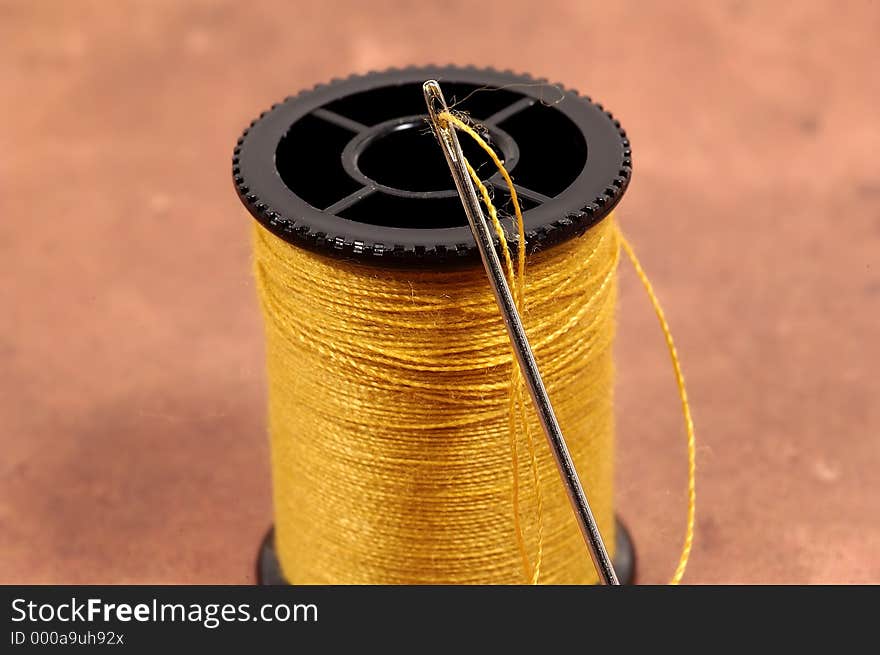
1 0 878 584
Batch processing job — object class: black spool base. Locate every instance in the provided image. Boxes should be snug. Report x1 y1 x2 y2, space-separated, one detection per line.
257 518 636 585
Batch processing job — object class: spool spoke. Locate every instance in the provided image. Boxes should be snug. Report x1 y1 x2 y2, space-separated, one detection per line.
324 186 376 214
513 184 552 205
483 97 535 125
313 108 369 133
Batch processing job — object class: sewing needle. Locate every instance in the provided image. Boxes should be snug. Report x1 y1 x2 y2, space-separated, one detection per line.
423 79 619 585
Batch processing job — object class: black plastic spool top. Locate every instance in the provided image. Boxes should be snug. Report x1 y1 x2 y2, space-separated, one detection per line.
234 65 632 265
234 66 635 582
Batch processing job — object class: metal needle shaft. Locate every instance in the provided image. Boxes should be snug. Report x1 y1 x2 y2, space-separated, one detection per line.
423 80 619 585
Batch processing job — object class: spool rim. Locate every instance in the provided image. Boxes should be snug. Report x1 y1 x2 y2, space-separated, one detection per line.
233 65 632 266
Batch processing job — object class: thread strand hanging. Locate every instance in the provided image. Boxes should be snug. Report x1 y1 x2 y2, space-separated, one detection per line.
439 110 696 585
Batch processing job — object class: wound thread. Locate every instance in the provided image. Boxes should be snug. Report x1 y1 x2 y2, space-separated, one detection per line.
254 216 620 584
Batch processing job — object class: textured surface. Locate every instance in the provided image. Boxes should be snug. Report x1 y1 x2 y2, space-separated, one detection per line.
1 0 877 584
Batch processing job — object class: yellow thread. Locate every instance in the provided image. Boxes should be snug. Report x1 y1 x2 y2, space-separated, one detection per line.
464 159 537 581
253 112 696 585
438 112 526 296
255 218 618 584
619 236 697 585
442 111 546 583
437 111 696 585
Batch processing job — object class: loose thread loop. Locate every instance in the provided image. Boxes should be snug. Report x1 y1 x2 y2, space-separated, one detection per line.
439 111 696 585
442 111 544 583
619 236 697 585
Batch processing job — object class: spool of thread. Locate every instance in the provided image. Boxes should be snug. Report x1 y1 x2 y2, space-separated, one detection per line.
234 66 640 584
